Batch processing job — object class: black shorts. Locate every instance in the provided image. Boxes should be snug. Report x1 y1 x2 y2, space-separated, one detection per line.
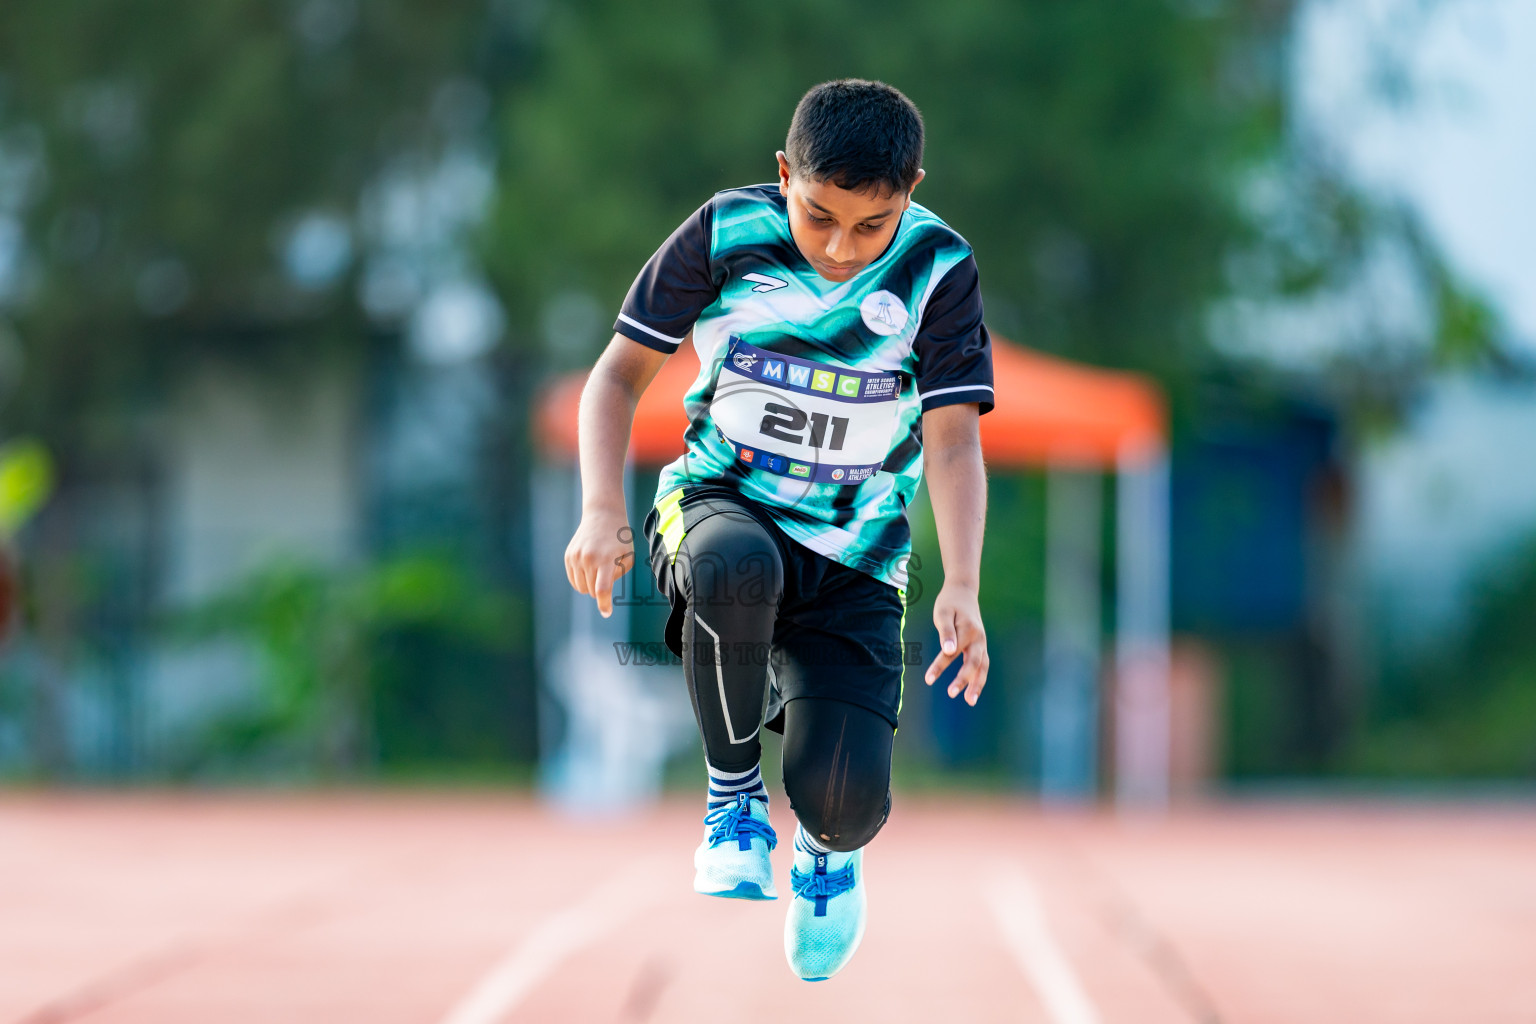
641 483 911 733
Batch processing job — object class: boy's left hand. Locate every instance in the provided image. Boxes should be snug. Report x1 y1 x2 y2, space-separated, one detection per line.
923 581 989 705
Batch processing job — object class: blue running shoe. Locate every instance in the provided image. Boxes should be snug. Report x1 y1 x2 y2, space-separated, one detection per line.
784 837 866 981
693 792 778 900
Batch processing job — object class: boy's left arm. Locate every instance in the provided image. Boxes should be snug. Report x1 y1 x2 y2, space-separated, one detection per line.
921 402 989 705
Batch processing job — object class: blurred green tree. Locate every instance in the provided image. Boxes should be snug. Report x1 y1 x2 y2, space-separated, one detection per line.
0 0 509 775
484 0 1496 395
0 0 498 438
1346 532 1536 779
169 552 522 778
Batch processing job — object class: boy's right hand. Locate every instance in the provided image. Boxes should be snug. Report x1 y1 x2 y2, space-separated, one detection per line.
564 506 635 619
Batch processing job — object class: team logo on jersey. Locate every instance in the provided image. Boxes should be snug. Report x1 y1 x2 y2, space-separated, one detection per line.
860 290 910 336
733 351 758 372
743 272 788 293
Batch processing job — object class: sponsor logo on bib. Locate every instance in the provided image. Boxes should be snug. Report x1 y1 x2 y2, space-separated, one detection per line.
712 337 899 486
860 290 909 336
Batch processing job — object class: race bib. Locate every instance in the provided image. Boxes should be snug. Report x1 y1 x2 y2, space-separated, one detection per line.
709 337 902 484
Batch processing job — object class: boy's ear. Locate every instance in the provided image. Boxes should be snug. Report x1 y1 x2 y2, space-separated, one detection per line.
776 151 792 194
906 167 926 203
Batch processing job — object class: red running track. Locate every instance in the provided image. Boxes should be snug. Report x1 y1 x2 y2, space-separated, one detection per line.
1 792 1533 1023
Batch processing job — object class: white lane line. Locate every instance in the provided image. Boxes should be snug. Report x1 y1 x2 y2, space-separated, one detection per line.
987 865 1102 1024
438 860 664 1024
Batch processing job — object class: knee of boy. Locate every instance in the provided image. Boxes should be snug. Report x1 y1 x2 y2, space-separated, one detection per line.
677 547 730 610
731 547 783 612
679 526 783 613
784 773 892 852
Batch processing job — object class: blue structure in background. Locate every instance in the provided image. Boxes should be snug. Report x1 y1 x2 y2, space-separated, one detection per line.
921 394 1343 785
1171 401 1338 635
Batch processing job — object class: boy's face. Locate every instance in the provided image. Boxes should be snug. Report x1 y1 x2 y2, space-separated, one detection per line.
776 151 923 283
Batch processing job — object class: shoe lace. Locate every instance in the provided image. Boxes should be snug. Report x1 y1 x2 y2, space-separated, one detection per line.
790 861 856 902
704 793 777 852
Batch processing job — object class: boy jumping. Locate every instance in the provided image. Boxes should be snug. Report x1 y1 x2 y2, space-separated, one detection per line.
564 79 991 981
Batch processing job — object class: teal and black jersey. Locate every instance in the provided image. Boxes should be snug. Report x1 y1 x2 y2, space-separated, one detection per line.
614 184 993 591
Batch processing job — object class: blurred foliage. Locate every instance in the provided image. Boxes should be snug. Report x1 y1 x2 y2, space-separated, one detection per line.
0 0 1505 465
170 552 523 778
0 438 52 537
486 0 1498 414
0 0 496 449
0 0 527 779
490 0 1271 376
0 0 1515 781
0 0 1503 456
1345 534 1536 779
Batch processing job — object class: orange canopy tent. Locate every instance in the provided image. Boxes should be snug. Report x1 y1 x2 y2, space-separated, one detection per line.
535 336 1165 469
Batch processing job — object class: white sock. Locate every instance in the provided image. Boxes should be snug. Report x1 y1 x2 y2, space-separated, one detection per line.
794 822 832 856
707 762 768 811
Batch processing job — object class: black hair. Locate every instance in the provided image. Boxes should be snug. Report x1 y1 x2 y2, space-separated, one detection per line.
784 79 924 197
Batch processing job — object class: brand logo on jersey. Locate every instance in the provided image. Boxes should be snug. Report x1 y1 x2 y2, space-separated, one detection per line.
860 290 910 336
789 462 811 478
831 468 846 481
761 359 785 381
787 364 811 388
733 351 758 372
810 369 836 392
743 272 788 293
863 376 898 399
740 447 755 463
836 375 861 398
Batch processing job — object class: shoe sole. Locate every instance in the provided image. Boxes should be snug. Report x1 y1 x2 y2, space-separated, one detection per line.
695 880 777 901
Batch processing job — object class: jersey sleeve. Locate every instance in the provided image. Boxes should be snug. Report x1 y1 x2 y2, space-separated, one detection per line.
613 199 721 354
913 255 994 414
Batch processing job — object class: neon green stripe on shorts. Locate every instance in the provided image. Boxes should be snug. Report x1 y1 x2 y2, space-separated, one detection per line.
656 487 687 563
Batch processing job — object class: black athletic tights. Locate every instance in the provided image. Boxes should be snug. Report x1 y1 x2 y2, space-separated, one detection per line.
674 509 893 853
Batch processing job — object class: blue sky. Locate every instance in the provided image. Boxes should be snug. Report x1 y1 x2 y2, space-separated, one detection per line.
1296 0 1536 351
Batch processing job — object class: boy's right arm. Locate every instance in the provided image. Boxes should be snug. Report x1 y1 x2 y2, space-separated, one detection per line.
563 333 671 618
